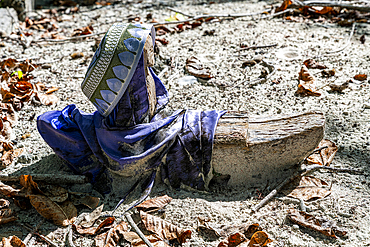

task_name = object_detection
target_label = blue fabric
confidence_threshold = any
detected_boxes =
[37,30,225,191]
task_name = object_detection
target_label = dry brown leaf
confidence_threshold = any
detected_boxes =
[71,52,84,59]
[354,74,367,81]
[306,139,338,166]
[135,195,172,212]
[248,231,272,246]
[94,221,130,247]
[59,201,77,223]
[140,211,191,244]
[0,199,10,209]
[72,26,93,37]
[74,217,115,235]
[0,181,20,197]
[19,175,43,195]
[186,56,213,79]
[0,103,17,126]
[276,0,292,12]
[287,208,346,238]
[329,81,349,92]
[284,176,331,201]
[39,184,68,203]
[0,208,17,225]
[71,195,100,209]
[0,148,23,167]
[321,69,335,77]
[45,87,59,94]
[296,66,321,96]
[123,233,170,247]
[1,235,26,247]
[303,59,326,69]
[36,93,59,106]
[28,194,70,226]
[78,204,104,227]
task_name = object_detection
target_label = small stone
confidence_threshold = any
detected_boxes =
[0,42,5,47]
[292,224,300,230]
[71,52,84,59]
[177,76,197,86]
[41,64,52,69]
[363,103,370,109]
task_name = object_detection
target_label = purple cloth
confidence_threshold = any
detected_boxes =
[37,52,225,191]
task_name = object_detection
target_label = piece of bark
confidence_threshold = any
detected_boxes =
[212,112,325,187]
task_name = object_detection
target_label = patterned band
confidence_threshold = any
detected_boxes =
[81,23,155,117]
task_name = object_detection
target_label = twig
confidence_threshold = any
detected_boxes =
[291,0,370,13]
[0,174,89,184]
[238,43,278,51]
[166,7,194,18]
[23,219,45,244]
[326,22,356,54]
[124,212,154,247]
[18,222,59,247]
[234,60,276,87]
[65,213,88,247]
[35,31,105,43]
[252,158,362,212]
[153,9,274,26]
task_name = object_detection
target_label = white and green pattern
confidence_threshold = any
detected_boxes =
[81,23,155,117]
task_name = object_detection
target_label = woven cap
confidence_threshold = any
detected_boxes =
[81,23,155,117]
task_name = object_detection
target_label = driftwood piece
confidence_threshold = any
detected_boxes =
[0,174,89,184]
[212,112,325,187]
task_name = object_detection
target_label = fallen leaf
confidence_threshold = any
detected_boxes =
[140,211,191,244]
[155,38,169,45]
[186,56,213,79]
[329,81,349,92]
[1,235,26,247]
[72,26,93,37]
[59,201,77,223]
[39,184,68,202]
[354,74,367,81]
[136,195,172,212]
[303,59,326,69]
[45,87,59,94]
[287,208,346,238]
[0,181,20,197]
[71,195,100,209]
[321,69,335,77]
[248,231,273,246]
[74,217,115,235]
[283,176,331,201]
[0,208,17,225]
[121,232,170,247]
[19,175,43,195]
[36,93,59,105]
[165,13,185,22]
[0,199,10,209]
[71,52,84,59]
[360,34,366,44]
[296,66,321,96]
[78,204,104,227]
[306,139,338,166]
[1,149,24,167]
[28,194,70,226]
[94,221,130,247]
[276,0,292,12]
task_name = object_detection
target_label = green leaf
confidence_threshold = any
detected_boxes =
[11,70,23,79]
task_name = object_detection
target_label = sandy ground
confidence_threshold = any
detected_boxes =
[1,0,370,246]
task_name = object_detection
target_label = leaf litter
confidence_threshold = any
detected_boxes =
[1,0,369,246]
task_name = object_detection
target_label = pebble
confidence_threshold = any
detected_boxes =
[363,103,370,109]
[41,63,52,69]
[177,76,197,86]
[292,224,300,230]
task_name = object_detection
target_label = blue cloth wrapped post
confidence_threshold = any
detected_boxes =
[37,23,225,193]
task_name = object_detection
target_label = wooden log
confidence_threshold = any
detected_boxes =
[212,111,325,188]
